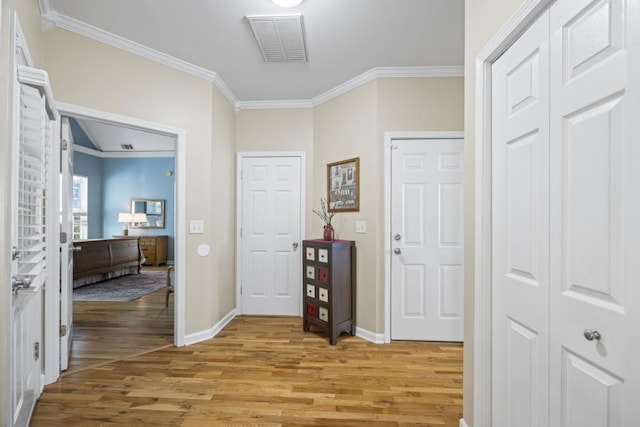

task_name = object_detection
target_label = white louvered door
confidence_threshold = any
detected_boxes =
[11,71,56,426]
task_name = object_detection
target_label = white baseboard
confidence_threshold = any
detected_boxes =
[459,418,470,427]
[355,326,385,344]
[184,309,236,345]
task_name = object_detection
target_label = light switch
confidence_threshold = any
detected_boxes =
[189,220,204,234]
[356,221,366,233]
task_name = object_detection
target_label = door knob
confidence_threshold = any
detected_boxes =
[394,248,401,254]
[292,242,299,250]
[12,276,32,292]
[583,330,601,341]
[11,246,20,260]
[394,234,401,241]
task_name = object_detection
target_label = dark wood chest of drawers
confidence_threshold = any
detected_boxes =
[139,235,168,266]
[302,239,356,345]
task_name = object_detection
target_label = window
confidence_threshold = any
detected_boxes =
[72,175,88,240]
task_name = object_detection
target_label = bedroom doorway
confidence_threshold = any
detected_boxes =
[54,102,186,373]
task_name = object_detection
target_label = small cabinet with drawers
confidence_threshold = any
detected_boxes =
[302,239,356,345]
[139,235,168,266]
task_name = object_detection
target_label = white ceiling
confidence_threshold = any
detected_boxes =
[74,117,176,153]
[43,0,464,103]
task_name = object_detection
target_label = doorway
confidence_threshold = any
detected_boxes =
[54,102,187,372]
[383,132,464,343]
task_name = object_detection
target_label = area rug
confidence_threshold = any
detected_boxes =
[72,270,167,302]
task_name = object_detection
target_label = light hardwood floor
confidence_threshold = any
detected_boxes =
[66,266,174,374]
[32,315,463,426]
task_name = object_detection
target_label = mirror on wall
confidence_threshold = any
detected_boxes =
[131,199,165,229]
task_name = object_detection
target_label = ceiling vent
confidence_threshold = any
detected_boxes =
[246,14,307,62]
[120,144,134,150]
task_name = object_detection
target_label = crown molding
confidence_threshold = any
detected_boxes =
[41,11,463,111]
[311,65,463,107]
[44,12,239,107]
[74,144,174,159]
[237,99,314,110]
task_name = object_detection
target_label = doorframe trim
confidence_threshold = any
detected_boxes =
[54,102,187,348]
[383,131,464,344]
[473,1,551,425]
[235,151,306,315]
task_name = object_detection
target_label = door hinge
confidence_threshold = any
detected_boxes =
[241,169,243,180]
[240,228,243,237]
[240,285,243,296]
[61,139,68,151]
[60,325,67,337]
[33,342,40,361]
[60,232,67,244]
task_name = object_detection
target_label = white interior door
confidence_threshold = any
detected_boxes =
[390,138,464,341]
[59,117,74,371]
[240,155,302,315]
[548,0,640,425]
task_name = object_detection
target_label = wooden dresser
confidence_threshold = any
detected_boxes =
[302,239,356,345]
[139,235,168,266]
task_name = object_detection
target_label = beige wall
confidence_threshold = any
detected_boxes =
[313,82,379,332]
[312,77,464,333]
[42,27,236,335]
[463,0,529,425]
[210,86,238,324]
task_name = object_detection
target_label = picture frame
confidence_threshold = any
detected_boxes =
[327,157,359,212]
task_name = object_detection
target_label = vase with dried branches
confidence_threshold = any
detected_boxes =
[312,197,336,241]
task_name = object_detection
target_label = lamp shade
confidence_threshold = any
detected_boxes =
[133,213,147,223]
[272,0,303,7]
[118,212,133,223]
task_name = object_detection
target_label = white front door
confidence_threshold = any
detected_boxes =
[239,155,302,315]
[390,138,464,341]
[548,0,640,425]
[491,9,551,426]
[59,117,74,371]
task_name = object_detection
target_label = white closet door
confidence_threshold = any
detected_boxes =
[549,0,640,425]
[491,10,550,427]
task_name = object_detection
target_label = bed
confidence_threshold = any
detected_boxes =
[72,237,142,288]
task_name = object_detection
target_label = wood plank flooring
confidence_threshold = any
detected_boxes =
[66,266,174,373]
[32,316,463,426]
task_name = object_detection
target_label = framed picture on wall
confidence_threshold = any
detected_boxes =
[327,157,359,212]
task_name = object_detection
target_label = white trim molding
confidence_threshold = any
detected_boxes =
[355,327,385,344]
[73,144,175,159]
[184,309,237,346]
[473,1,551,426]
[56,102,188,348]
[312,66,464,107]
[236,99,314,110]
[383,131,464,344]
[459,418,470,427]
[42,12,239,107]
